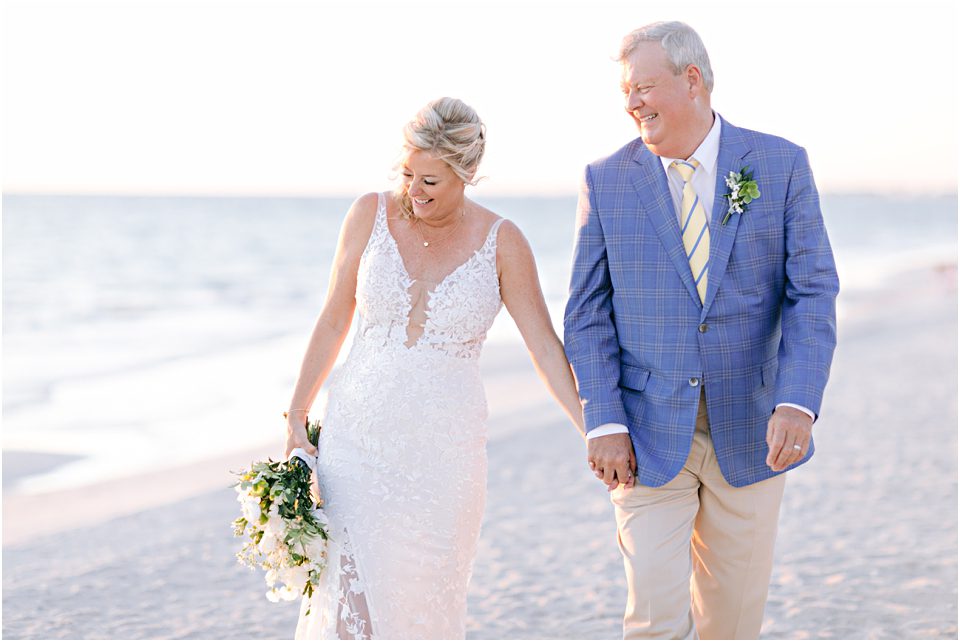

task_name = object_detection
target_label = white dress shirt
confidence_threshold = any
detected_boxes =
[586,114,813,441]
[660,113,722,225]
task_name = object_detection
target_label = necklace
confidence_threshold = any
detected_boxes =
[413,207,466,248]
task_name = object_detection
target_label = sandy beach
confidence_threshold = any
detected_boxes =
[3,263,957,639]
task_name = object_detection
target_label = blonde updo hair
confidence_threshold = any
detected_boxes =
[395,97,486,219]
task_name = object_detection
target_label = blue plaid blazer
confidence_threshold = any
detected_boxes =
[563,118,839,488]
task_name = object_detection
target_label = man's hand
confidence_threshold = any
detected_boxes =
[587,433,637,491]
[766,406,813,472]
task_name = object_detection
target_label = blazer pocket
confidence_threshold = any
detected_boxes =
[761,358,779,386]
[620,364,651,392]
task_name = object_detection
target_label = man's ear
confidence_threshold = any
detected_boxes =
[686,64,704,95]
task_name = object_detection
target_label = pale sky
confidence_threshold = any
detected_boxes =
[2,0,957,196]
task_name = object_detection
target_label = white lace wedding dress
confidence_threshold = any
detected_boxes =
[295,193,505,639]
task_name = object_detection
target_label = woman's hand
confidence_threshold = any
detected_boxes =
[284,411,319,459]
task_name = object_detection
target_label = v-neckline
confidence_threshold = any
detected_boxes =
[383,212,495,295]
[383,216,495,350]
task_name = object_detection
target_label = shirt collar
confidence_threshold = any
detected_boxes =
[658,112,722,176]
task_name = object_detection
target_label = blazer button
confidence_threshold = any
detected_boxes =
[689,377,699,386]
[698,323,709,333]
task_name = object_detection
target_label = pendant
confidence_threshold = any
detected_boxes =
[423,241,429,247]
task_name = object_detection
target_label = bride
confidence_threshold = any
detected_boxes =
[284,97,583,639]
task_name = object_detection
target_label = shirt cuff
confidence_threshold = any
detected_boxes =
[776,402,815,421]
[586,423,630,440]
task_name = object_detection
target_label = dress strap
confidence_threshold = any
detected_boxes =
[368,191,388,240]
[484,218,506,249]
[376,192,387,225]
[359,193,390,262]
[479,218,506,276]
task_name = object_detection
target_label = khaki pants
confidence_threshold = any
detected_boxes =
[611,392,786,640]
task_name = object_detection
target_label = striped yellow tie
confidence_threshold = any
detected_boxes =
[672,159,709,303]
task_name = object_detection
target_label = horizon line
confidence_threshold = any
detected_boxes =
[4,189,958,200]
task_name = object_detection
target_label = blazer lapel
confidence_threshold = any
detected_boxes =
[630,145,701,306]
[702,119,751,316]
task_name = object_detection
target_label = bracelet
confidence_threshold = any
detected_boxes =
[283,408,310,419]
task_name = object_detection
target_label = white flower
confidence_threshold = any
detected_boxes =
[281,563,310,591]
[265,588,281,603]
[258,530,281,556]
[263,504,286,538]
[722,168,759,223]
[239,493,262,523]
[306,535,328,560]
[278,584,301,601]
[265,568,279,587]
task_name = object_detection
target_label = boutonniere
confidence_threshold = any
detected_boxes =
[721,166,760,225]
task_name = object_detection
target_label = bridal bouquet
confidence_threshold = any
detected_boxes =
[233,418,329,604]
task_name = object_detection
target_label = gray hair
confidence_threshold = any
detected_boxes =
[618,21,714,93]
[394,97,486,219]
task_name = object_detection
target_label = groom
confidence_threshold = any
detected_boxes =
[563,22,838,639]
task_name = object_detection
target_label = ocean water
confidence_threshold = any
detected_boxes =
[2,193,957,491]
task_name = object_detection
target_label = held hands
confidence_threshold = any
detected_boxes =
[766,406,812,472]
[284,411,319,459]
[587,433,637,492]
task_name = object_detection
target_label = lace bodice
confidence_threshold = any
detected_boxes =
[354,193,504,360]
